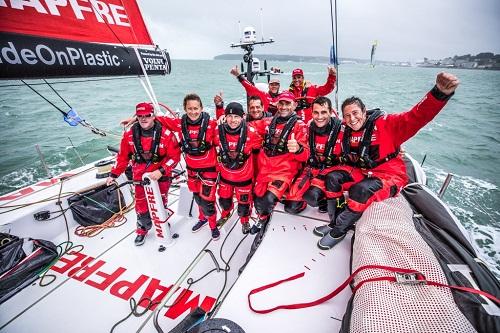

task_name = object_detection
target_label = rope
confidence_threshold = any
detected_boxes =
[110,297,159,333]
[74,189,135,238]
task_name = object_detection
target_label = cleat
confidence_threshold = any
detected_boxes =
[211,228,220,240]
[241,222,251,234]
[192,219,208,232]
[317,232,346,250]
[313,224,333,237]
[134,234,146,246]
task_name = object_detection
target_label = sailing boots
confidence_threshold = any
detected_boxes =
[192,219,208,232]
[241,222,251,234]
[313,224,333,237]
[317,231,346,250]
[250,216,269,235]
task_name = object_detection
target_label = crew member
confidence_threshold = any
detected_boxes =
[214,102,263,234]
[284,97,363,221]
[250,91,309,234]
[318,72,460,250]
[289,66,336,123]
[156,94,221,240]
[230,66,281,114]
[107,102,180,246]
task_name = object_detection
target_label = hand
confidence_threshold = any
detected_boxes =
[304,80,312,88]
[327,66,337,77]
[230,66,240,77]
[106,176,116,186]
[217,115,226,125]
[120,116,137,127]
[436,72,459,95]
[287,133,300,153]
[214,91,224,106]
[148,169,163,181]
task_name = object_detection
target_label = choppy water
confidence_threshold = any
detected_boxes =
[0,60,499,276]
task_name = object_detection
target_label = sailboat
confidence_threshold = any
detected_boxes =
[1,2,499,333]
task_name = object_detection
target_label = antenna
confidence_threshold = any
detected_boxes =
[260,8,264,42]
[238,20,242,42]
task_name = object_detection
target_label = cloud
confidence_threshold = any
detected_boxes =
[139,0,500,61]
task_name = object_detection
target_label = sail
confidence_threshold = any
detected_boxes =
[0,0,170,79]
[370,40,378,67]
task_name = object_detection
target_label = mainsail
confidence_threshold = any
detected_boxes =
[0,0,170,79]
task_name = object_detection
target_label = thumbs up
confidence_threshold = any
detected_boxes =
[287,132,300,153]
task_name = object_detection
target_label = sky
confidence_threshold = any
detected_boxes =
[139,0,500,62]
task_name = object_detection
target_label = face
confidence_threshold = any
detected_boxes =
[248,99,264,120]
[226,114,243,129]
[311,103,332,128]
[277,99,296,118]
[342,103,367,131]
[268,82,280,94]
[137,113,155,130]
[185,99,203,121]
[292,75,304,88]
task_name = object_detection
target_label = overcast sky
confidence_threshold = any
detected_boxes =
[139,0,500,62]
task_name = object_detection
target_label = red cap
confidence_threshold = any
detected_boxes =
[292,68,303,77]
[277,91,295,102]
[135,102,154,116]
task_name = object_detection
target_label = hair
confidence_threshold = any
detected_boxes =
[247,95,263,106]
[312,96,332,110]
[341,96,365,114]
[183,93,203,109]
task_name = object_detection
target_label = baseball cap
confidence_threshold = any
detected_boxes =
[292,68,304,77]
[269,77,280,84]
[277,91,295,103]
[135,102,154,116]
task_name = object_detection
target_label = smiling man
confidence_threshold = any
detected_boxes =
[285,97,363,227]
[317,72,460,250]
[250,91,309,234]
[107,102,180,246]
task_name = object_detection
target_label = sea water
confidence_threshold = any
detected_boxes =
[0,60,498,276]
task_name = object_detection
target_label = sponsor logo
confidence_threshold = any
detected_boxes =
[145,186,164,239]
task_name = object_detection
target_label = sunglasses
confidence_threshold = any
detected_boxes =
[137,113,153,118]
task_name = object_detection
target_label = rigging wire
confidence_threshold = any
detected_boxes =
[329,0,339,112]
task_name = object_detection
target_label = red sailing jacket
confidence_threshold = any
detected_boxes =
[289,73,336,123]
[111,122,180,181]
[252,116,309,182]
[157,115,217,171]
[343,91,450,180]
[308,120,344,175]
[214,123,263,183]
[238,77,280,114]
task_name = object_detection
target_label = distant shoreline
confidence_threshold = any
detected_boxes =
[213,53,500,71]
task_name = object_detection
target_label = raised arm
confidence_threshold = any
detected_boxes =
[387,72,459,146]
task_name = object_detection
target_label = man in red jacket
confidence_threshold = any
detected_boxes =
[318,72,460,250]
[107,102,181,246]
[230,66,281,114]
[284,97,363,220]
[155,94,221,240]
[251,91,309,234]
[214,102,263,234]
[289,66,337,123]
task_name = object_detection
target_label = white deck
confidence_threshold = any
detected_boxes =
[216,206,353,333]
